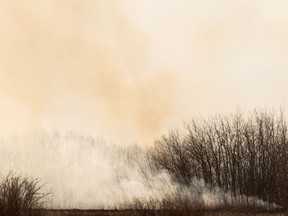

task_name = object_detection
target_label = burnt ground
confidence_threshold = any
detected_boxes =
[41,209,288,216]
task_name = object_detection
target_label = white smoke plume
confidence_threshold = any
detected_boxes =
[0,131,278,209]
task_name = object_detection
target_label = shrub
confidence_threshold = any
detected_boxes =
[0,173,49,216]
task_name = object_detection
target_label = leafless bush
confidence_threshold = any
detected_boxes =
[0,173,50,216]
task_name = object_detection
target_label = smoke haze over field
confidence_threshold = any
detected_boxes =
[1,1,288,209]
[0,131,277,209]
[1,0,288,145]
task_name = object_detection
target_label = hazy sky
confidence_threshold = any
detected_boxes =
[0,0,288,145]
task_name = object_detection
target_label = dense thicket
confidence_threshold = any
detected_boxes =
[149,110,288,208]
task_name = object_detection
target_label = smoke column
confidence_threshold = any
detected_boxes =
[0,0,175,146]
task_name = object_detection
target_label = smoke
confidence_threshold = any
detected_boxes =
[1,0,288,145]
[0,0,175,145]
[0,131,168,208]
[0,131,278,209]
[0,0,287,210]
[0,131,169,208]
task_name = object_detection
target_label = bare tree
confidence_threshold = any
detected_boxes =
[148,109,288,209]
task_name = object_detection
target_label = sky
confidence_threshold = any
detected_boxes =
[0,0,288,145]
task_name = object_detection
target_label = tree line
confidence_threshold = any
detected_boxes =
[148,109,288,208]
